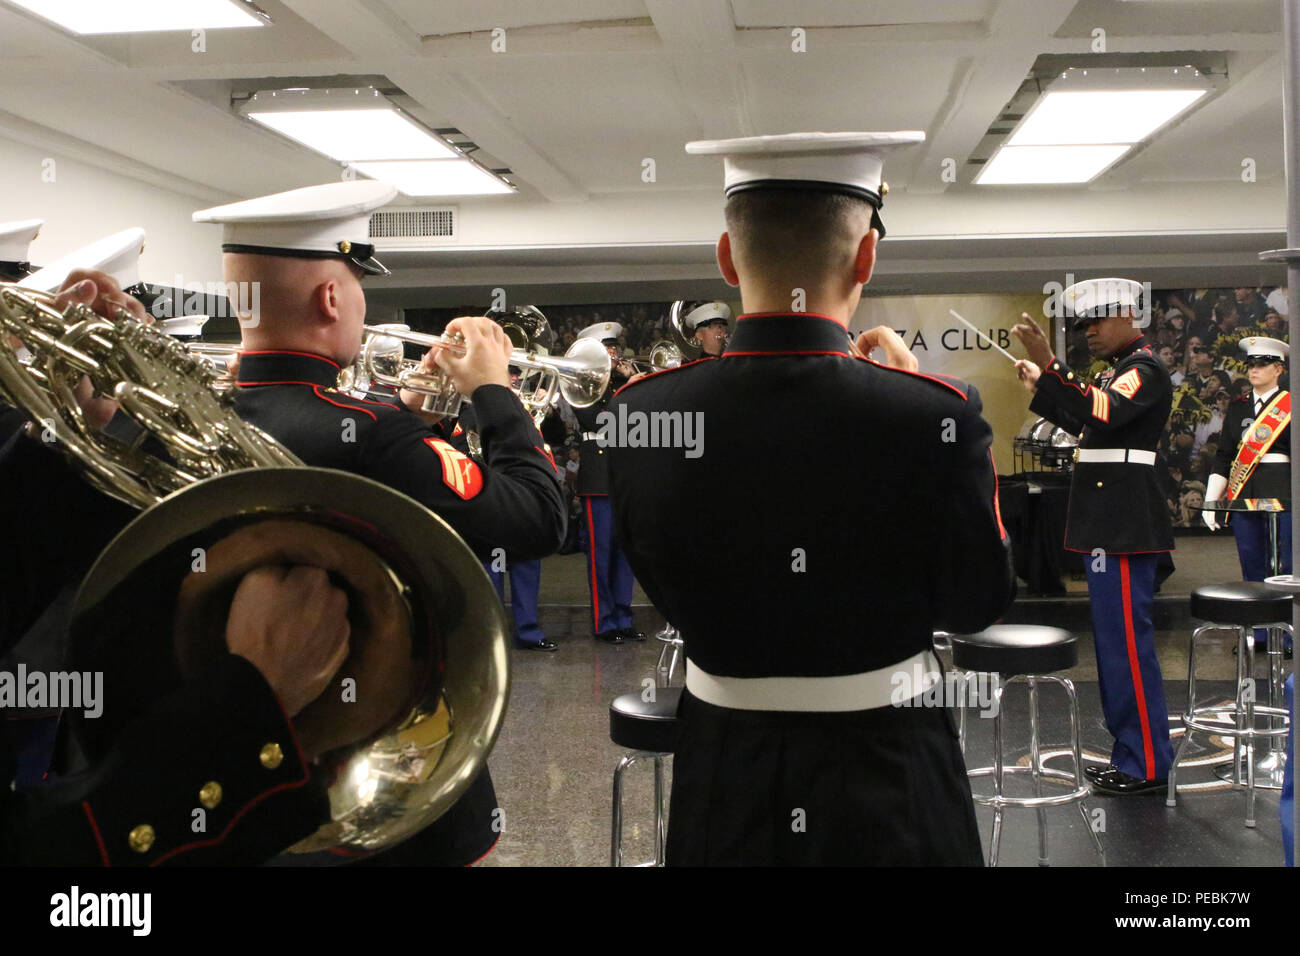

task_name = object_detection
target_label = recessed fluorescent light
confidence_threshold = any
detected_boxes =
[1008,89,1207,146]
[973,145,1130,185]
[349,160,516,197]
[246,109,457,162]
[7,0,268,34]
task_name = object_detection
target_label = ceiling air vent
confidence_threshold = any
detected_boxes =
[368,206,458,248]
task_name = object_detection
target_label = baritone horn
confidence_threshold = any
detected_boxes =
[354,318,611,425]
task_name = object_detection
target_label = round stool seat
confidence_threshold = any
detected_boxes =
[610,687,682,753]
[950,625,1076,676]
[1191,582,1292,627]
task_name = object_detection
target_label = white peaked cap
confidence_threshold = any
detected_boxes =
[1239,336,1289,361]
[0,219,42,264]
[684,131,925,237]
[684,301,732,332]
[1062,277,1144,323]
[193,180,398,276]
[157,315,211,336]
[19,227,146,293]
[577,321,624,342]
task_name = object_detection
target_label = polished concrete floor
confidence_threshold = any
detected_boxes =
[477,539,1293,867]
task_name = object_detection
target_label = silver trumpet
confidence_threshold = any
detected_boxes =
[351,320,611,426]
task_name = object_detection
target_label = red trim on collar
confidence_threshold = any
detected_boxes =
[612,356,717,396]
[724,349,850,358]
[736,311,848,326]
[239,349,341,369]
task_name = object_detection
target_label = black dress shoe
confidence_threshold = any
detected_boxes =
[594,630,625,644]
[1090,768,1167,796]
[619,628,647,642]
[515,638,558,652]
[1083,763,1113,782]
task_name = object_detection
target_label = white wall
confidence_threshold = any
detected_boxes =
[0,136,222,284]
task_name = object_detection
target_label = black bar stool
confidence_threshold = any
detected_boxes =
[951,625,1105,867]
[1168,583,1292,828]
[609,686,681,866]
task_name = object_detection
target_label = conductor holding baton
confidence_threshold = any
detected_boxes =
[1012,278,1175,796]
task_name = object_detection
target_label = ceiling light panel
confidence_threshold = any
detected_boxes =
[7,0,267,34]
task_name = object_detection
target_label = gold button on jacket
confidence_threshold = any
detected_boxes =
[259,742,284,769]
[199,781,223,809]
[129,824,155,854]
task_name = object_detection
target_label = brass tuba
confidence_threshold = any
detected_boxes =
[0,281,509,854]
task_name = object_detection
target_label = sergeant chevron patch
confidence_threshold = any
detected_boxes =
[1111,368,1142,400]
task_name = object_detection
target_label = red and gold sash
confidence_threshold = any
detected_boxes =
[1226,391,1291,501]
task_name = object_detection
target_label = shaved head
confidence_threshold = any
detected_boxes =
[222,252,367,364]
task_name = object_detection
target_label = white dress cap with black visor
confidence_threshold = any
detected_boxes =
[1061,277,1144,330]
[1240,336,1289,365]
[193,180,398,277]
[0,219,43,280]
[577,321,625,344]
[683,301,732,333]
[19,227,146,294]
[684,131,926,238]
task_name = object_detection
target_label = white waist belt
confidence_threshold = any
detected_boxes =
[1075,448,1156,465]
[581,431,601,442]
[1261,453,1290,463]
[685,650,940,712]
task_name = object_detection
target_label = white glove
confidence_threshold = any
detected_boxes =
[1203,473,1228,531]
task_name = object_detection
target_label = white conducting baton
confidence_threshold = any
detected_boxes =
[948,309,1019,365]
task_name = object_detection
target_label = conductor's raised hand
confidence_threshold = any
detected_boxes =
[1010,313,1054,368]
[1014,360,1041,393]
[435,316,512,396]
[856,326,918,372]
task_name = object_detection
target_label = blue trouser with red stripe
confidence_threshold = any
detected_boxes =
[582,495,634,635]
[1084,552,1175,780]
[1232,511,1294,648]
[485,558,546,645]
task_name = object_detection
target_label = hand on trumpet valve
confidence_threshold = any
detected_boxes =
[434,316,512,396]
[224,565,352,719]
[399,346,446,422]
[854,325,918,372]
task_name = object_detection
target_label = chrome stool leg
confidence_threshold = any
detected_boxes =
[988,682,1006,868]
[1059,677,1105,865]
[653,754,666,867]
[1028,677,1049,866]
[1243,634,1257,828]
[1168,623,1214,807]
[611,753,637,867]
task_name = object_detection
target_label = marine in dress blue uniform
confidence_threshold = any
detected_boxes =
[609,131,1015,864]
[572,322,642,645]
[456,401,558,652]
[1204,336,1293,651]
[1014,278,1176,795]
[191,182,566,865]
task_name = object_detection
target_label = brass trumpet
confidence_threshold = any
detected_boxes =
[620,339,683,375]
[351,322,611,425]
